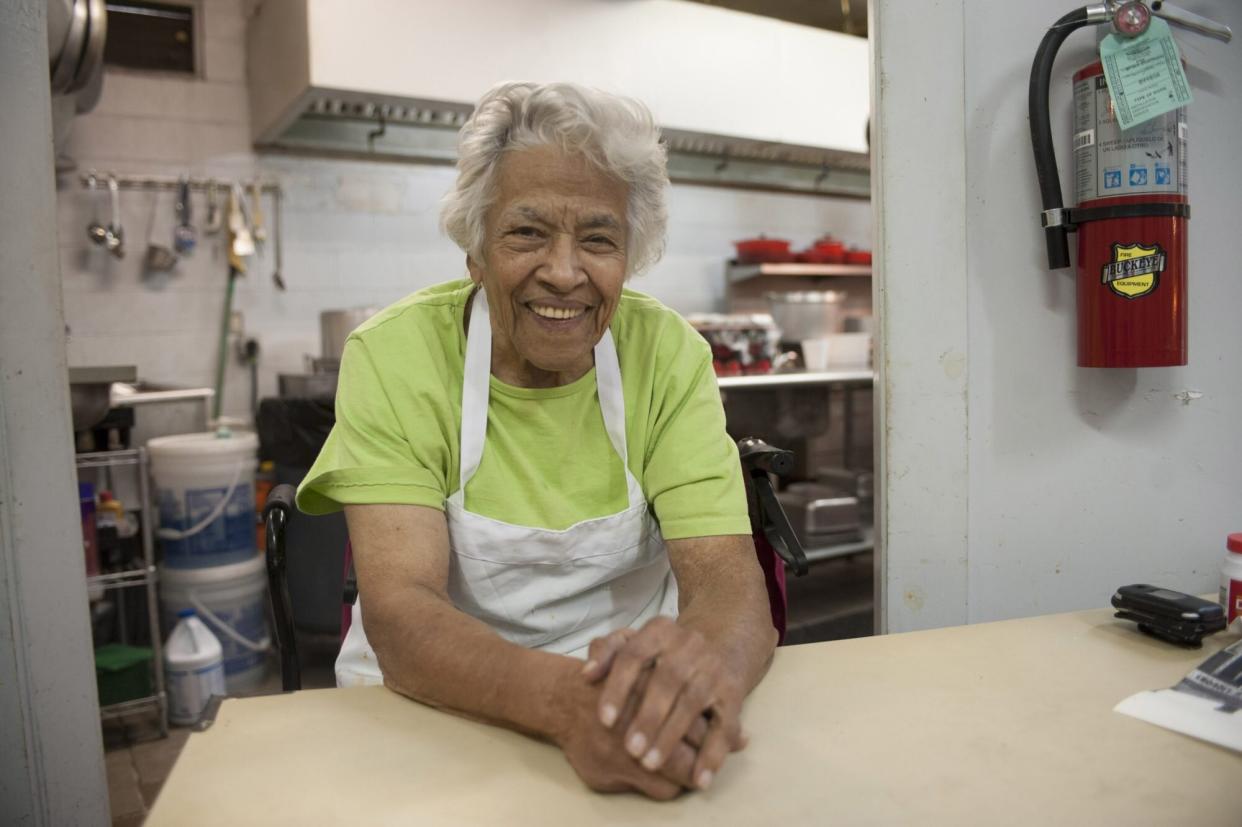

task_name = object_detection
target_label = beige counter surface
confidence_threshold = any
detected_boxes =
[148,603,1241,825]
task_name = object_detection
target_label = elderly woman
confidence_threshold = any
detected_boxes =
[297,81,776,799]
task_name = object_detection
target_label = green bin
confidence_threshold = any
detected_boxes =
[95,644,153,707]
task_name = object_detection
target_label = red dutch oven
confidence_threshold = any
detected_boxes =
[734,236,794,264]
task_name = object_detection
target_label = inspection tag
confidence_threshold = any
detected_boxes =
[1099,17,1192,131]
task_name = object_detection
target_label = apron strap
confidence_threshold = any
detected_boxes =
[456,287,493,494]
[454,288,643,509]
[593,330,628,468]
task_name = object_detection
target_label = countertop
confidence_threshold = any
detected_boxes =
[148,603,1241,825]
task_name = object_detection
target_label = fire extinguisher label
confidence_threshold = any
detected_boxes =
[1101,243,1165,299]
[1073,75,1187,204]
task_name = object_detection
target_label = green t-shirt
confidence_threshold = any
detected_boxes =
[296,279,749,540]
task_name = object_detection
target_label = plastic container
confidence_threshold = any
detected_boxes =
[1221,533,1242,631]
[165,609,227,726]
[801,338,832,371]
[825,332,873,366]
[95,644,153,707]
[159,554,270,693]
[149,430,259,568]
[80,481,99,578]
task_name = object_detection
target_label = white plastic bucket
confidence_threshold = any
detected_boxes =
[164,609,227,726]
[159,554,270,694]
[150,431,258,569]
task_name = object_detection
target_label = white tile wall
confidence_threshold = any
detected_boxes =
[56,0,872,435]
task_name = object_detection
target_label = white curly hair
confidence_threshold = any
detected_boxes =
[440,81,669,277]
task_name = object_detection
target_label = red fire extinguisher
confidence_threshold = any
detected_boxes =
[1028,1,1232,368]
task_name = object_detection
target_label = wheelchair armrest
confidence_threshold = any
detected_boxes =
[263,483,301,691]
[263,483,296,522]
[738,437,809,577]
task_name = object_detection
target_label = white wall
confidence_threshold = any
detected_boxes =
[58,0,871,436]
[874,0,1242,631]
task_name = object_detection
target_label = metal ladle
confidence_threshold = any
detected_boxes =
[271,186,286,290]
[173,176,197,254]
[143,190,179,275]
[204,179,223,235]
[104,173,124,258]
[249,180,267,250]
[86,174,108,246]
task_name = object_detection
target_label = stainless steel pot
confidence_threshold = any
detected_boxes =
[765,290,844,343]
[320,308,378,360]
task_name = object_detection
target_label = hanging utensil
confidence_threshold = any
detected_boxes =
[249,180,267,250]
[143,190,179,276]
[204,179,223,235]
[86,173,108,246]
[228,184,255,261]
[271,185,286,290]
[173,176,197,254]
[104,173,124,258]
[215,186,252,421]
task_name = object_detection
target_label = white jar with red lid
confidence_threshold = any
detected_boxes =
[1222,533,1242,631]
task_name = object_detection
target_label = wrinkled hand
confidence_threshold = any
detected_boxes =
[582,618,747,792]
[555,655,710,800]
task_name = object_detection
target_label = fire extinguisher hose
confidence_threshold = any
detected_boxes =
[1029,7,1093,270]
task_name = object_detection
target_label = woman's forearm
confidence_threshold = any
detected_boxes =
[345,503,585,741]
[677,590,777,697]
[669,535,779,696]
[363,584,581,741]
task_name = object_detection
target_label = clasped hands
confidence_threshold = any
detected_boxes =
[554,616,747,800]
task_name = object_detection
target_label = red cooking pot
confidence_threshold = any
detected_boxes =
[803,238,846,264]
[734,237,794,264]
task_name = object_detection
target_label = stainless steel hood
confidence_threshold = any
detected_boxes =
[246,0,870,197]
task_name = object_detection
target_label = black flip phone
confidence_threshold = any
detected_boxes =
[1111,584,1226,647]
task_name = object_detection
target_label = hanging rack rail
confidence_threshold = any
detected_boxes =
[77,171,282,195]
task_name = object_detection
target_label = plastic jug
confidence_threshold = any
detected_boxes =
[165,608,227,726]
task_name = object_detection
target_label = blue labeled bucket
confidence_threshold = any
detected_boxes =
[159,554,270,693]
[149,431,258,568]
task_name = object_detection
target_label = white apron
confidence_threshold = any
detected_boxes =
[335,289,678,687]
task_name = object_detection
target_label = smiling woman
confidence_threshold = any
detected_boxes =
[296,82,777,801]
[469,145,630,388]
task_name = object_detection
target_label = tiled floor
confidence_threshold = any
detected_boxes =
[105,724,190,827]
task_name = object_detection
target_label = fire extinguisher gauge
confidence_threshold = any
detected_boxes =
[1113,1,1151,37]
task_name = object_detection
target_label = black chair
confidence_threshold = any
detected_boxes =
[262,437,806,691]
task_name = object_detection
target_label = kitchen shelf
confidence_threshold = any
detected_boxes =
[99,694,166,721]
[77,447,168,737]
[728,262,872,283]
[803,529,874,564]
[87,566,157,590]
[717,368,873,389]
[76,449,145,470]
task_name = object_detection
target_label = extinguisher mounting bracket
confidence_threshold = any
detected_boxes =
[1042,202,1191,232]
[1040,208,1068,229]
